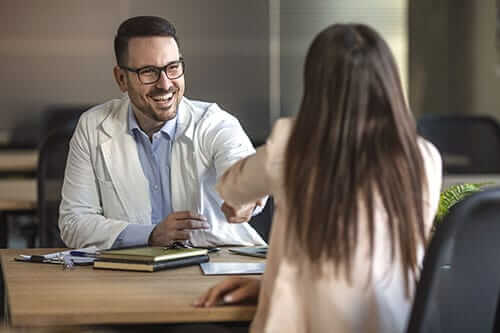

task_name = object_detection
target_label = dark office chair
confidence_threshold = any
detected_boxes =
[248,197,274,243]
[6,106,88,248]
[40,105,89,138]
[407,188,500,333]
[37,130,72,248]
[417,115,500,174]
[6,105,88,150]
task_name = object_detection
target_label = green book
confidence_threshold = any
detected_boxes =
[94,254,209,272]
[97,247,208,263]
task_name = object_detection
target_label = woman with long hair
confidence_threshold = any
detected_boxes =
[195,23,442,333]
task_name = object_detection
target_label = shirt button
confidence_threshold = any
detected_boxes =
[153,185,159,191]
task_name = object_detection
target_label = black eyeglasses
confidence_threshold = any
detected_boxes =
[120,58,185,85]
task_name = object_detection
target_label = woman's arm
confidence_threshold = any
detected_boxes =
[216,118,294,208]
[217,145,271,208]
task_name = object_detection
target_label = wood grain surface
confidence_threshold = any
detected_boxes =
[1,248,264,327]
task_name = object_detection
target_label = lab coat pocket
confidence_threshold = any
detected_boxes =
[96,177,126,220]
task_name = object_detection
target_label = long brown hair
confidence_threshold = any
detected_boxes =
[285,24,427,296]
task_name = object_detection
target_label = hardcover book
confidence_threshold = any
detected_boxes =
[94,254,209,272]
[97,246,208,263]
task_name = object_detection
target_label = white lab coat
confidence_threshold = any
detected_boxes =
[59,94,266,249]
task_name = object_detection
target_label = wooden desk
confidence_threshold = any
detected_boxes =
[0,179,37,204]
[1,248,263,327]
[0,150,38,173]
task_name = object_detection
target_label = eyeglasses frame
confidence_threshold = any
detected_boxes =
[119,58,185,85]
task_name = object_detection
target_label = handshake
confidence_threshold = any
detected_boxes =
[220,199,264,224]
[148,198,265,247]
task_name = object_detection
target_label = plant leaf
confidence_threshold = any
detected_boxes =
[432,182,493,232]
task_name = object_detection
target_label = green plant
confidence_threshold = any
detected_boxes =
[432,182,491,232]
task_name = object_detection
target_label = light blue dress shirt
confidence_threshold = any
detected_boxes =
[111,106,177,248]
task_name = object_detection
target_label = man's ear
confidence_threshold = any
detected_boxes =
[113,66,128,92]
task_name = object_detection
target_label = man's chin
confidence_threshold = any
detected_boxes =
[151,97,180,121]
[154,108,177,122]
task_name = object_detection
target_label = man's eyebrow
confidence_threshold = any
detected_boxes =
[135,58,183,69]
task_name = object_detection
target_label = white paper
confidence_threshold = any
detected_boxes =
[200,262,265,275]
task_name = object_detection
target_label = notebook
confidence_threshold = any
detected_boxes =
[97,246,208,263]
[94,254,209,272]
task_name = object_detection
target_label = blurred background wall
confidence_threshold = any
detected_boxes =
[279,0,408,117]
[0,0,270,145]
[410,0,500,118]
[0,0,498,145]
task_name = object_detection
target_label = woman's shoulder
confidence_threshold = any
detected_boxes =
[417,137,442,171]
[259,117,295,188]
[267,117,295,149]
[417,137,443,205]
[271,117,295,135]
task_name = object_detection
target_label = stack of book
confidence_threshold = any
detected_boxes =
[94,247,209,272]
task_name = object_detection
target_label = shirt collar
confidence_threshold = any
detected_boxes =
[128,105,177,140]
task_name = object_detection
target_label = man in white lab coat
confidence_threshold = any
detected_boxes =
[59,16,265,250]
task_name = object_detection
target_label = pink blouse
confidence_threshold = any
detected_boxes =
[217,118,443,333]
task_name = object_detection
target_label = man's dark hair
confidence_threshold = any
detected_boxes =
[114,16,179,66]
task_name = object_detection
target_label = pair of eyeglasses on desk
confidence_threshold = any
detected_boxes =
[164,241,220,253]
[62,254,74,271]
[162,241,191,250]
[41,253,75,271]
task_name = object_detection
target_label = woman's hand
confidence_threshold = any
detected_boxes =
[193,277,261,307]
[220,198,265,223]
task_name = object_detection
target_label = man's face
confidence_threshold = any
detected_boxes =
[116,36,185,123]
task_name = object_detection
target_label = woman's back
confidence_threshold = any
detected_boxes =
[250,118,442,333]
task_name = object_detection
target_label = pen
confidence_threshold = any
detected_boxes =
[70,251,97,258]
[30,255,47,262]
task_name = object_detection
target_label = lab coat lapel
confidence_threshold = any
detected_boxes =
[100,98,150,219]
[171,99,197,212]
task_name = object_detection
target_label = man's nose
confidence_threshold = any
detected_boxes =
[156,69,173,89]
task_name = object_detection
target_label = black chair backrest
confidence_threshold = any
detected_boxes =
[6,106,88,150]
[40,106,89,138]
[248,197,273,243]
[37,130,73,248]
[417,115,500,174]
[407,188,500,333]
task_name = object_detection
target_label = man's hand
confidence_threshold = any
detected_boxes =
[193,277,260,307]
[221,199,264,223]
[148,211,209,246]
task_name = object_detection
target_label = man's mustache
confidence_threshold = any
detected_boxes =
[150,87,177,96]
